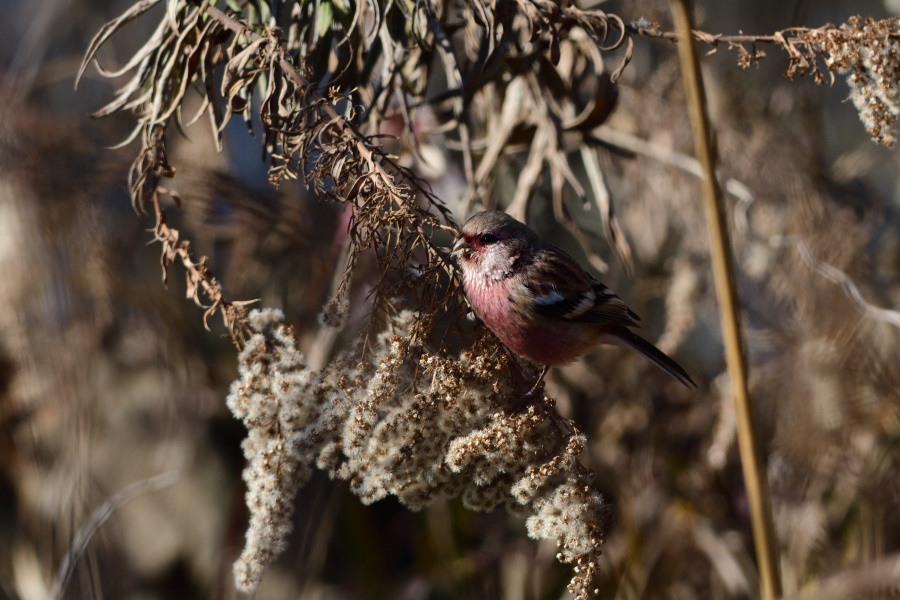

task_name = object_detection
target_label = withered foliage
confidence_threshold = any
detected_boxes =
[78,0,641,344]
[79,0,638,595]
[77,2,900,349]
[75,0,900,597]
[695,16,900,146]
[631,16,900,146]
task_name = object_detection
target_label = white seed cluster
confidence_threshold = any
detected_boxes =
[226,308,359,591]
[227,308,607,598]
[807,17,900,146]
[317,293,350,328]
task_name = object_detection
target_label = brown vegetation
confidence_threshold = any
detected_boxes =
[2,0,900,599]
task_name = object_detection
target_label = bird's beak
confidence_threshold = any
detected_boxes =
[451,236,472,257]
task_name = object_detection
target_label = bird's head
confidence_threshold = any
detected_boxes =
[452,210,537,280]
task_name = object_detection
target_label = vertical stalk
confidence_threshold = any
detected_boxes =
[667,2,782,599]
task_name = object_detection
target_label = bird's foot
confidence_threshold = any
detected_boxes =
[508,365,551,411]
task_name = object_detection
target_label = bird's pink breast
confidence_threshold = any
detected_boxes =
[463,275,598,366]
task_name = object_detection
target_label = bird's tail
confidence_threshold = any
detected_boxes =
[605,329,697,389]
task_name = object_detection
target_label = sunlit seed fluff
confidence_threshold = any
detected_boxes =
[226,308,606,598]
[806,17,900,146]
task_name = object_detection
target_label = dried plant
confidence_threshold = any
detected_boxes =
[800,17,900,146]
[630,15,900,147]
[77,1,636,594]
[72,0,900,597]
[228,308,607,595]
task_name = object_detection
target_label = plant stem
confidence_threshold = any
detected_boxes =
[668,1,783,599]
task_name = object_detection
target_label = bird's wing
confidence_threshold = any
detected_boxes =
[525,247,640,327]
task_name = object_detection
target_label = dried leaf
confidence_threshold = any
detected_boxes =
[580,145,632,276]
[76,0,163,89]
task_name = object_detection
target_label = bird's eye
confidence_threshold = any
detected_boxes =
[480,233,498,245]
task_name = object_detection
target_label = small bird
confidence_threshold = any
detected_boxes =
[452,210,695,392]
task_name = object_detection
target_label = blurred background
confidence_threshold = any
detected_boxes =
[2,0,900,598]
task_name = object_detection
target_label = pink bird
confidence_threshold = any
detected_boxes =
[452,210,695,393]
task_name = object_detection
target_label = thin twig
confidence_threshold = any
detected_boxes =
[668,2,782,600]
[50,471,180,600]
[627,22,900,46]
[150,190,257,344]
[629,25,800,46]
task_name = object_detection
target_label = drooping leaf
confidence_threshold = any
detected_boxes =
[76,0,164,89]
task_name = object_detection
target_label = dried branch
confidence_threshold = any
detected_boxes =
[629,16,900,145]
